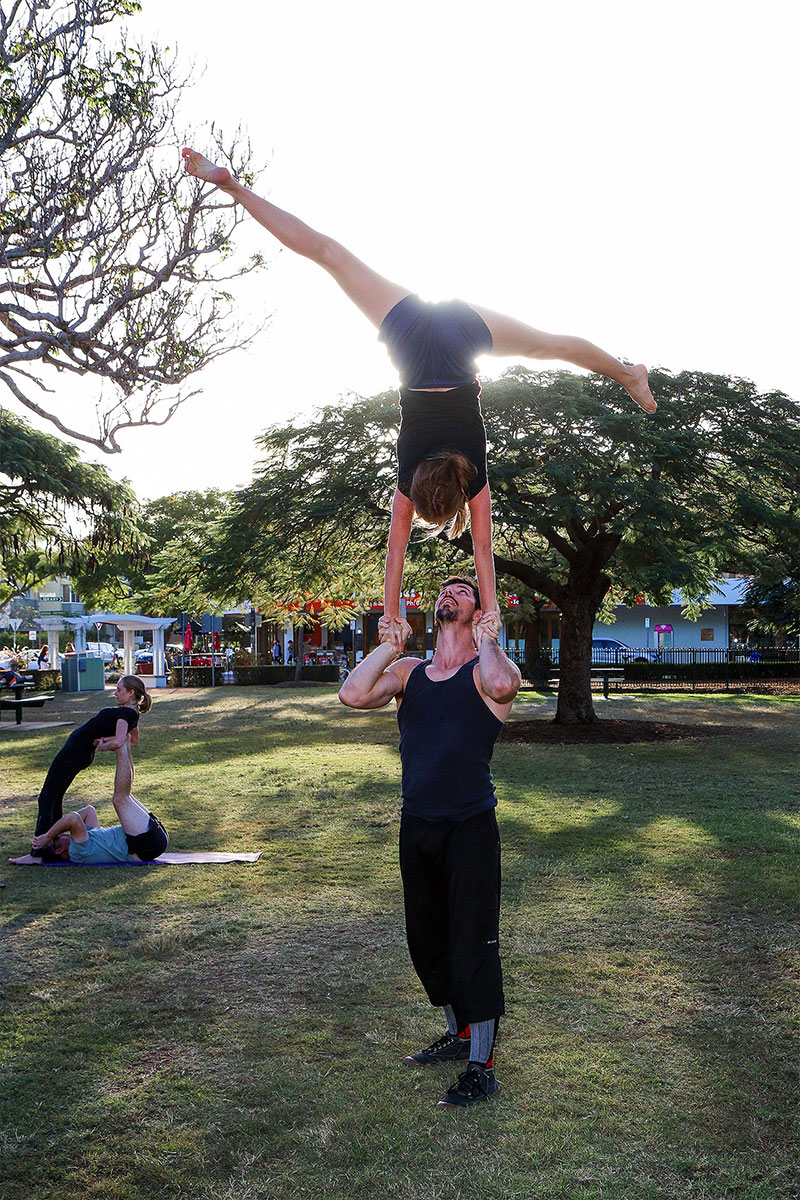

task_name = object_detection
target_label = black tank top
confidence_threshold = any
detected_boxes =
[64,707,138,755]
[396,383,488,501]
[397,658,503,821]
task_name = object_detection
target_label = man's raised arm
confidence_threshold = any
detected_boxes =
[475,615,521,705]
[338,638,410,710]
[31,810,89,850]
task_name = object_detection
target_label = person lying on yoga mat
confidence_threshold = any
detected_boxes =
[28,675,151,862]
[182,148,657,646]
[10,742,168,865]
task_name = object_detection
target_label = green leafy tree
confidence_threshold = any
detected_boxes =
[473,368,800,720]
[1,0,262,453]
[0,408,141,603]
[68,487,237,614]
[741,530,800,642]
[203,369,800,722]
[132,489,234,616]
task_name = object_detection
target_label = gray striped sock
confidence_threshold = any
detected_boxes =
[442,1004,459,1036]
[468,1019,495,1066]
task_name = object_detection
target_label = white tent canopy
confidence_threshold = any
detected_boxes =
[88,614,175,687]
[34,613,175,687]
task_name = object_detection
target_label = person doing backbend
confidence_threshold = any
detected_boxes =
[182,149,657,642]
[27,676,151,861]
[10,741,168,866]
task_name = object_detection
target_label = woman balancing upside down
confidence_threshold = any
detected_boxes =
[182,149,657,647]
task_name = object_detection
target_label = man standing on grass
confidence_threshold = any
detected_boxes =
[339,576,520,1109]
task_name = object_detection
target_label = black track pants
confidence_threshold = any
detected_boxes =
[34,746,93,837]
[399,808,504,1032]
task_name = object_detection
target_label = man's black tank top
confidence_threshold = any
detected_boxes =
[397,657,503,821]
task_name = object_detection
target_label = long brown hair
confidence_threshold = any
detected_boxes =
[410,453,476,538]
[121,675,152,714]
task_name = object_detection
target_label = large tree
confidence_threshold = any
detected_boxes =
[1,0,261,453]
[59,487,235,612]
[0,407,141,603]
[741,526,800,641]
[203,368,800,723]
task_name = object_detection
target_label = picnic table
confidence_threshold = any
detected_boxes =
[0,680,55,725]
[548,667,625,700]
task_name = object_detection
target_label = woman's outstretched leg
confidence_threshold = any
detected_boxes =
[471,304,657,414]
[182,149,408,328]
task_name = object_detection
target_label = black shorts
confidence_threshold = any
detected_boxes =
[378,295,493,389]
[125,813,169,861]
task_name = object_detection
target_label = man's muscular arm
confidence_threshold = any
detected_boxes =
[31,811,88,850]
[477,627,521,705]
[339,635,412,710]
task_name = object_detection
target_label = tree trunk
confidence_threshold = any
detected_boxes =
[554,590,601,724]
[293,612,305,683]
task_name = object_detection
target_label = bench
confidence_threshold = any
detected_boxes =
[0,683,55,725]
[548,667,625,699]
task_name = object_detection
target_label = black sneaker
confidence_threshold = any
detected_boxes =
[437,1064,499,1109]
[402,1030,471,1067]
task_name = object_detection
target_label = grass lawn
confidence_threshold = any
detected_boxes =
[1,686,799,1200]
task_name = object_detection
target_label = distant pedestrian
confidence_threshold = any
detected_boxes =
[271,639,282,664]
[0,648,26,687]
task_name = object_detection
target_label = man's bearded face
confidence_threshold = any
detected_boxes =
[434,582,477,627]
[435,594,459,624]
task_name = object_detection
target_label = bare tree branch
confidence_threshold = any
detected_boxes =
[0,0,265,452]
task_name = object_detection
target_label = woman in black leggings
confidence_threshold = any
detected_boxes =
[30,675,152,860]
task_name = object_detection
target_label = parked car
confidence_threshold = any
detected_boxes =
[591,637,660,663]
[86,641,120,666]
[134,647,153,675]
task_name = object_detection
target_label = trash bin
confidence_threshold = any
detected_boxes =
[61,653,105,692]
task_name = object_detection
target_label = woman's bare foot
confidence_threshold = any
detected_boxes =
[8,853,42,865]
[181,148,234,189]
[624,364,657,414]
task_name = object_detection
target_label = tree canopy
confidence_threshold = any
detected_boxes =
[202,367,800,722]
[0,407,141,603]
[1,0,262,453]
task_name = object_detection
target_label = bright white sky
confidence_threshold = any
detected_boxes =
[72,1,800,498]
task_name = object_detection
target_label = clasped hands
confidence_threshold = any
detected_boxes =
[473,609,501,650]
[378,610,502,655]
[377,614,412,654]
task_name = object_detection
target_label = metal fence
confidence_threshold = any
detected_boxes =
[509,647,800,693]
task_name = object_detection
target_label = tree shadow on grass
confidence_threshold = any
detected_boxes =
[3,693,800,1197]
[1,893,432,1200]
[494,734,800,1189]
